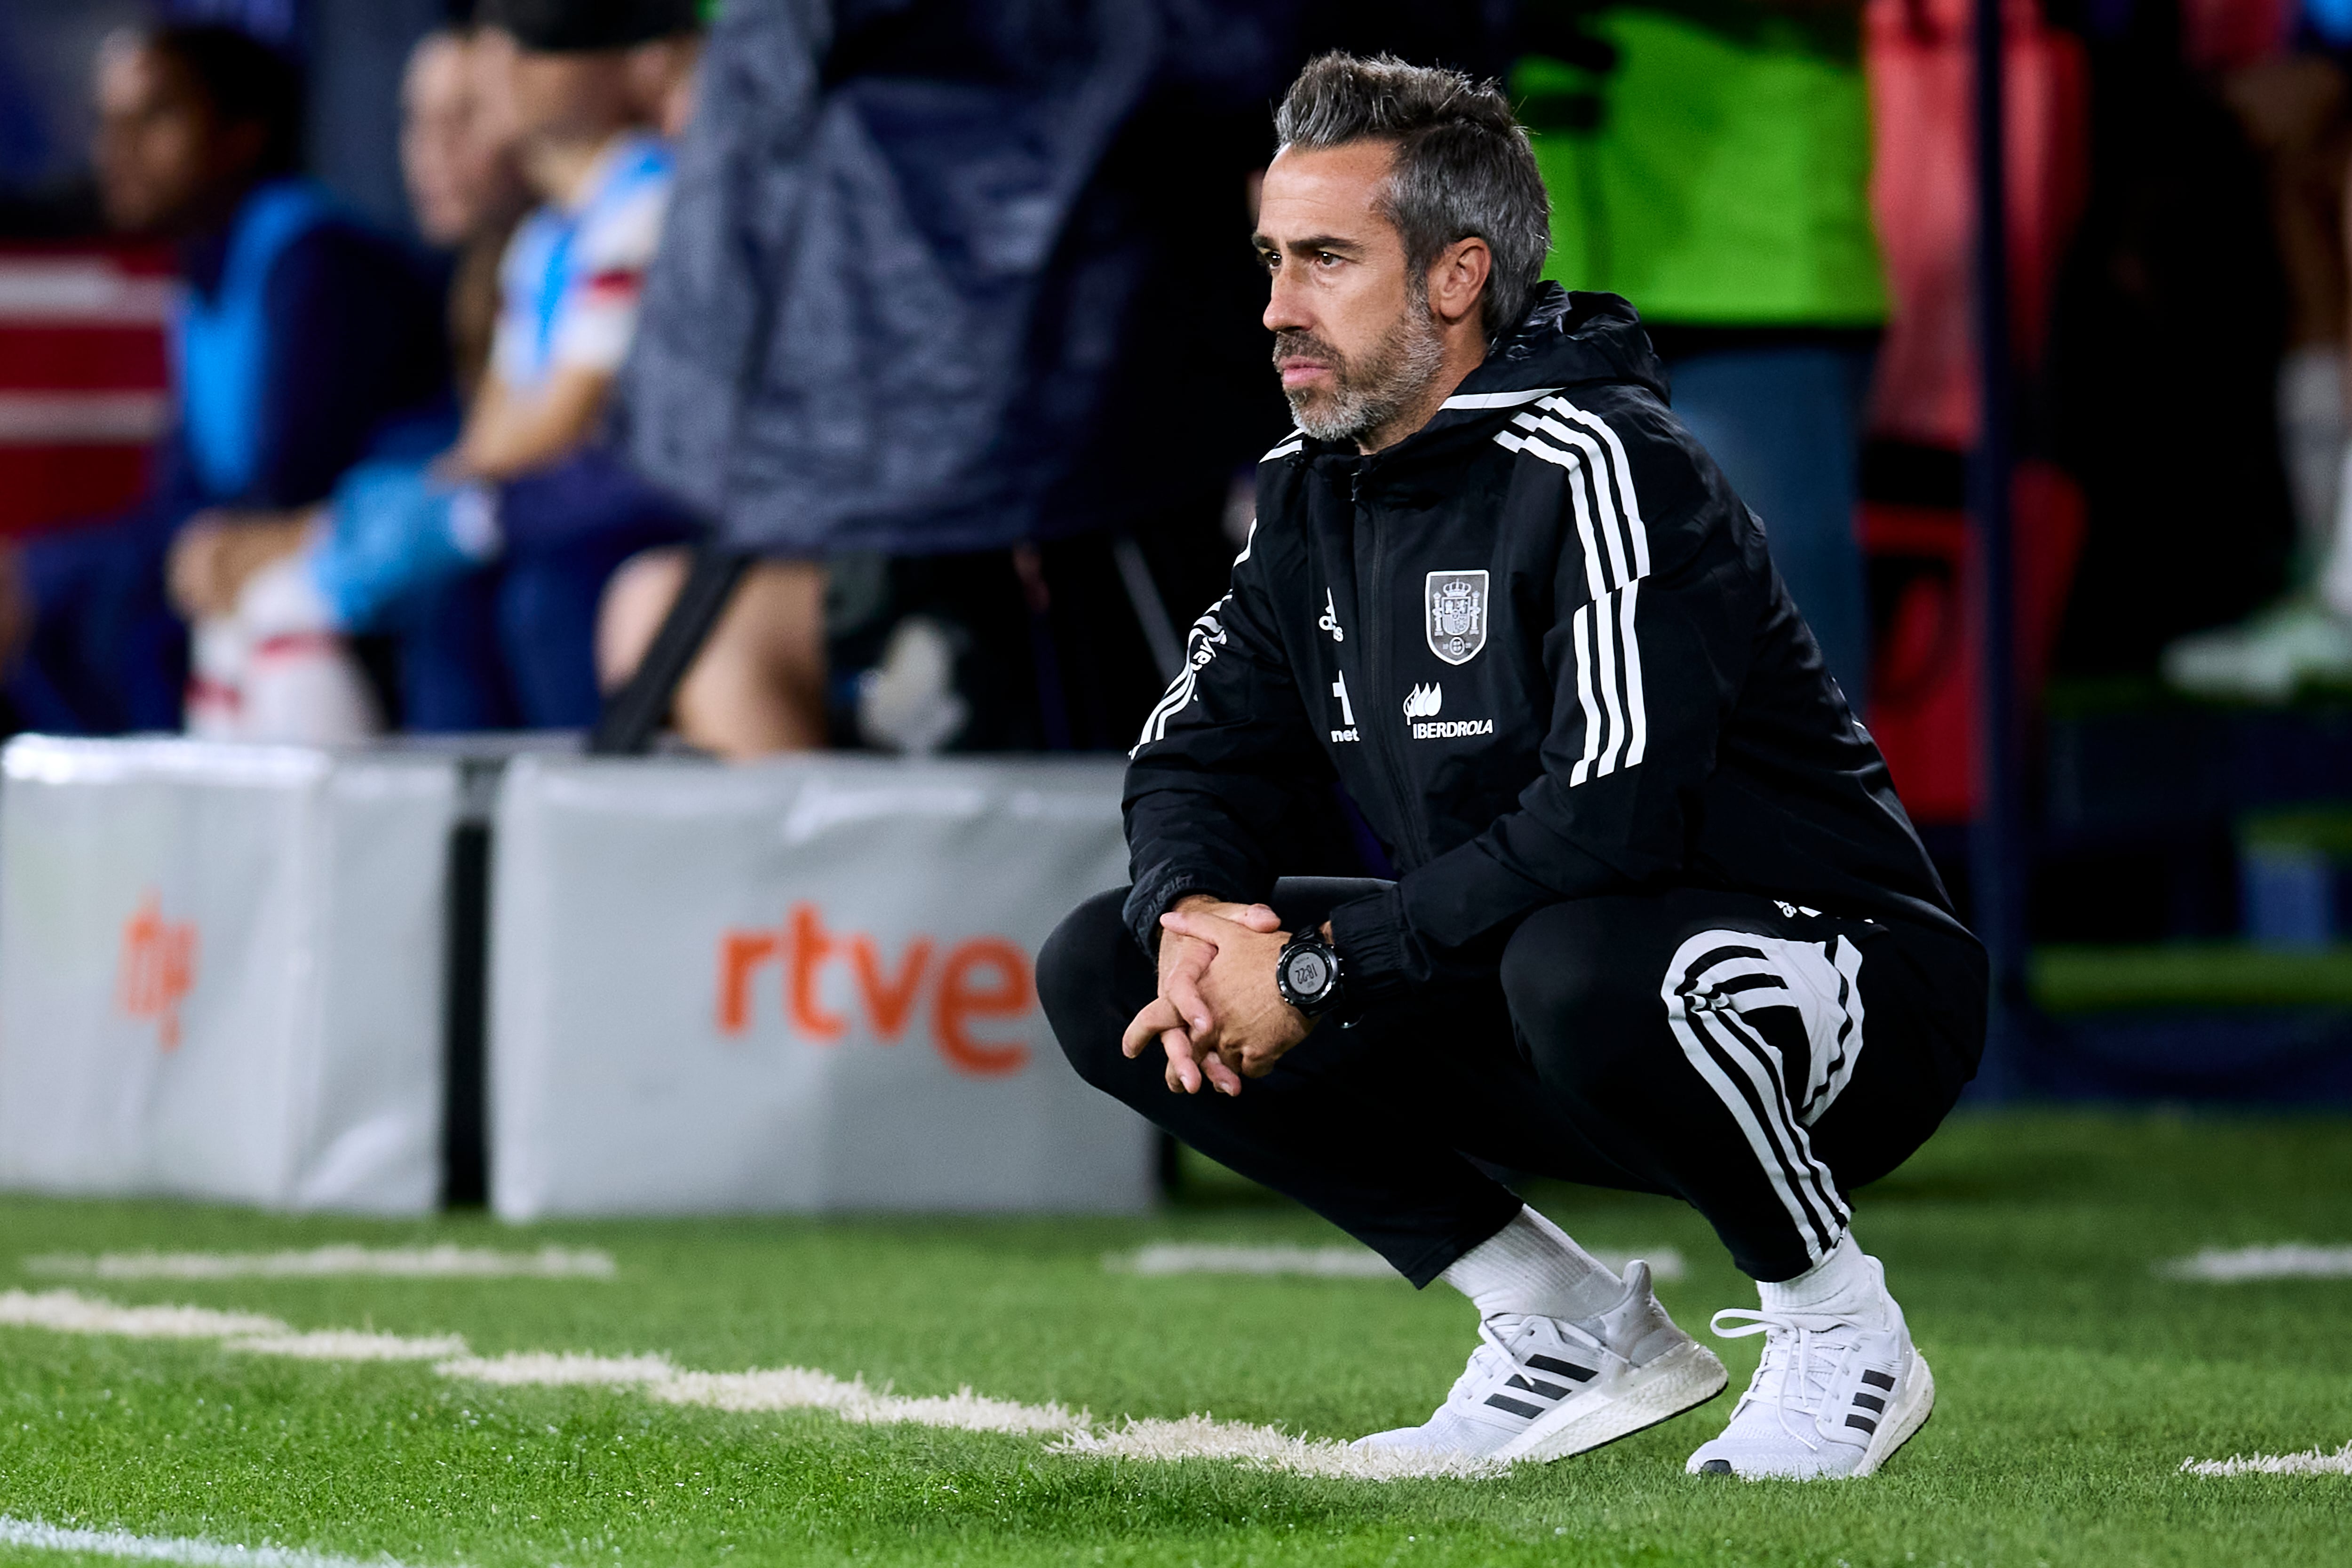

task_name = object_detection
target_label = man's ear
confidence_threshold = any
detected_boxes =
[1429,237,1493,328]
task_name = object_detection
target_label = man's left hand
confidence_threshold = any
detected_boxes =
[1156,907,1316,1086]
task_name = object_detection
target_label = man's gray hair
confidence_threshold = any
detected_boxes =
[1272,53,1551,340]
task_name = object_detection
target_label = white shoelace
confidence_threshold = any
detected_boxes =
[1708,1308,1862,1452]
[1443,1319,1518,1408]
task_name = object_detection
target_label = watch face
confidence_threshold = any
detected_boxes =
[1283,947,1331,998]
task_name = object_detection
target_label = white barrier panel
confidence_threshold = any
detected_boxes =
[0,737,455,1212]
[490,755,1148,1218]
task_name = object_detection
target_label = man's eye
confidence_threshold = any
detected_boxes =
[1315,252,1343,269]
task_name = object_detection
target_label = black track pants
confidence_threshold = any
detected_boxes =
[1039,879,1986,1285]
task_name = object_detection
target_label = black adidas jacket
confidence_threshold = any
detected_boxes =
[1120,285,1972,1002]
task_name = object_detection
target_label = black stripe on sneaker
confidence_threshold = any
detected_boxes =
[1860,1369,1896,1390]
[1854,1393,1886,1414]
[1525,1354,1596,1383]
[1506,1374,1570,1400]
[1485,1393,1545,1419]
[1845,1414,1878,1433]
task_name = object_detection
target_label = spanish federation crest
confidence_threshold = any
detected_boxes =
[1424,570,1489,665]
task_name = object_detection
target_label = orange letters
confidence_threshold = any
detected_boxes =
[932,938,1032,1076]
[717,930,780,1034]
[715,911,1032,1075]
[849,935,931,1041]
[117,891,198,1050]
[787,904,845,1041]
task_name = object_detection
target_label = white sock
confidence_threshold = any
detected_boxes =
[1757,1231,1879,1316]
[1439,1206,1624,1321]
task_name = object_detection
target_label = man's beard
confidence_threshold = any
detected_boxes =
[1275,304,1448,446]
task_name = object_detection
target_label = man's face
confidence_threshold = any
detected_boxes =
[92,40,243,236]
[402,33,526,247]
[493,32,635,148]
[1255,140,1446,446]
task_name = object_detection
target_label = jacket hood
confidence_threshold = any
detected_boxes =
[1295,285,1668,474]
[1462,284,1668,403]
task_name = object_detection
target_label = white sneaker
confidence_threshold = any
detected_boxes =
[1684,1261,1933,1480]
[1355,1260,1726,1464]
[2160,599,2352,704]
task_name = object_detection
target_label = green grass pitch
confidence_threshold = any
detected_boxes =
[0,1111,2346,1567]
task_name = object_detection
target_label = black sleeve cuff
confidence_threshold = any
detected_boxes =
[1325,884,1427,1004]
[1121,864,1232,959]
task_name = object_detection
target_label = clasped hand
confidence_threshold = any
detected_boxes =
[1120,895,1316,1096]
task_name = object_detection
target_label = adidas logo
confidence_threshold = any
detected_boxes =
[1844,1366,1896,1435]
[1481,1352,1597,1420]
[1402,683,1442,719]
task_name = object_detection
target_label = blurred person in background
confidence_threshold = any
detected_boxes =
[454,0,691,488]
[1509,0,1884,709]
[182,0,703,736]
[170,22,537,739]
[381,0,701,731]
[601,1,1434,762]
[2048,0,2300,684]
[0,23,447,738]
[2162,3,2352,700]
[405,25,533,399]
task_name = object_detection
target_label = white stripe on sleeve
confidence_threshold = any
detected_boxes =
[1518,415,1632,589]
[1592,585,1628,778]
[1498,428,1611,600]
[1569,600,1606,787]
[1618,577,1648,769]
[1544,397,1651,578]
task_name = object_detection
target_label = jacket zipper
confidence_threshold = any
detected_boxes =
[1352,469,1434,868]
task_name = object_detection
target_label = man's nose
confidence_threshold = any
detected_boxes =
[1263,269,1311,335]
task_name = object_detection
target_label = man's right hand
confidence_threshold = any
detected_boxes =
[1121,893,1279,1095]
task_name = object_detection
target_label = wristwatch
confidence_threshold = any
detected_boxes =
[1274,929,1346,1018]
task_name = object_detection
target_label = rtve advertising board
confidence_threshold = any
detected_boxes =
[0,737,453,1212]
[488,754,1152,1218]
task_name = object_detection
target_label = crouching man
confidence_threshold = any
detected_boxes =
[1037,53,1985,1479]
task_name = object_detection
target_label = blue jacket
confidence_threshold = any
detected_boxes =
[165,177,450,517]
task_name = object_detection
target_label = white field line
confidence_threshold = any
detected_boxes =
[0,1516,412,1568]
[1106,1243,1394,1278]
[450,1355,1130,1448]
[0,1290,466,1362]
[2181,1441,2352,1476]
[2158,1244,2352,1281]
[0,1289,1472,1481]
[652,1369,1087,1437]
[1106,1242,1685,1283]
[438,1351,675,1386]
[0,1290,285,1340]
[24,1245,615,1281]
[233,1331,469,1362]
[1054,1416,1505,1480]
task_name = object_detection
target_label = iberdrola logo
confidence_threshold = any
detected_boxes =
[1403,680,1494,741]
